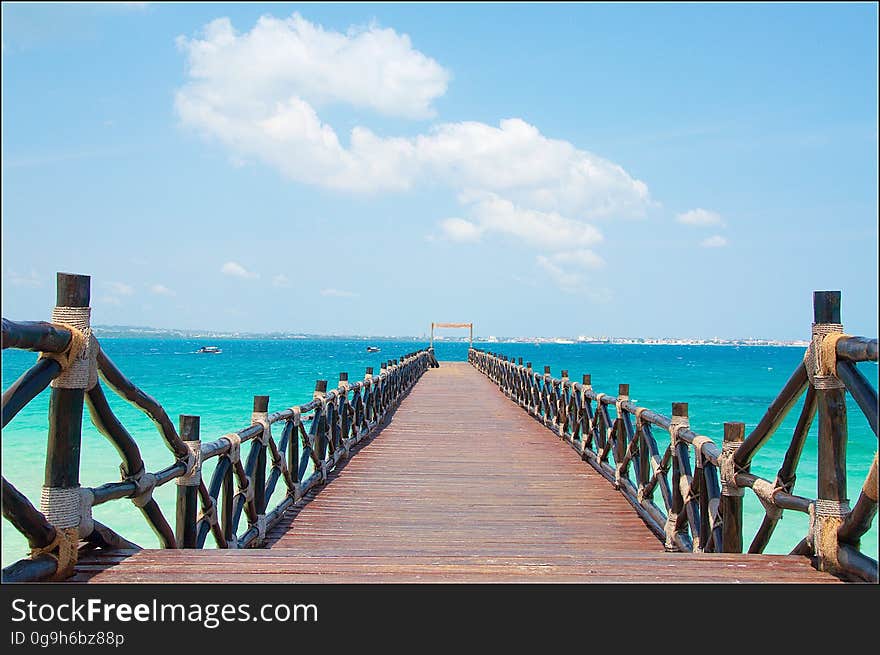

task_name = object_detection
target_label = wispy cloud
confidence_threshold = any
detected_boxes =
[221,261,259,279]
[438,217,482,242]
[536,256,581,292]
[677,208,725,227]
[701,235,728,248]
[150,284,175,296]
[544,249,604,270]
[106,281,134,296]
[536,249,607,294]
[272,274,291,288]
[320,288,357,298]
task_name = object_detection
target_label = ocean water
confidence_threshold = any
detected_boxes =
[2,338,876,568]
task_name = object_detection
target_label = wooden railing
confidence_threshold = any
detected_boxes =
[469,291,878,582]
[1,272,436,582]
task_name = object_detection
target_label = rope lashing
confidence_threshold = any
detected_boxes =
[669,414,689,446]
[810,498,852,571]
[38,307,98,390]
[720,440,745,497]
[803,322,848,390]
[78,487,95,538]
[635,407,648,426]
[690,435,713,468]
[176,440,201,487]
[223,433,242,465]
[30,527,79,580]
[664,511,680,550]
[252,412,271,446]
[199,500,218,528]
[751,478,783,520]
[814,498,851,518]
[39,486,81,529]
[615,393,629,419]
[290,406,302,427]
[128,468,157,508]
[37,486,92,579]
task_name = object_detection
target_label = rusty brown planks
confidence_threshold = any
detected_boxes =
[74,362,838,583]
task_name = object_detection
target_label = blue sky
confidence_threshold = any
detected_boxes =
[2,2,877,339]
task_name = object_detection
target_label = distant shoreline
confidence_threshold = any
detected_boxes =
[91,325,809,348]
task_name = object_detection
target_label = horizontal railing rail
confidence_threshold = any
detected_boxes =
[2,272,438,582]
[469,291,877,582]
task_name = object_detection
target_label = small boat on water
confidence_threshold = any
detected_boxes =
[197,346,222,354]
[366,346,381,353]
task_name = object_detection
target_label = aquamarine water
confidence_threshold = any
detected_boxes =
[2,338,876,568]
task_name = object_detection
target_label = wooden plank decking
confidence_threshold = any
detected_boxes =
[73,362,837,583]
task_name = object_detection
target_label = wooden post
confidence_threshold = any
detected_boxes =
[813,291,848,573]
[252,395,269,519]
[42,273,90,577]
[45,274,89,491]
[667,402,688,550]
[175,415,200,548]
[614,384,630,479]
[314,381,328,460]
[721,422,745,553]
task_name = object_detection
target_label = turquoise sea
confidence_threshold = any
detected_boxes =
[2,338,877,568]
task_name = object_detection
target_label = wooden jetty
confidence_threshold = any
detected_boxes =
[2,273,877,583]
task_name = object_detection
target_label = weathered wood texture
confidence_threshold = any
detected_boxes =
[73,362,835,583]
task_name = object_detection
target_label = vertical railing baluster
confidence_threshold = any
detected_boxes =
[41,272,92,579]
[721,422,745,553]
[175,414,200,548]
[252,395,269,544]
[812,290,849,574]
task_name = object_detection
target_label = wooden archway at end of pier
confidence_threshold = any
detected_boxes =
[430,322,473,349]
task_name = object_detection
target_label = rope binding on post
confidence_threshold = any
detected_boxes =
[38,306,98,390]
[804,322,848,390]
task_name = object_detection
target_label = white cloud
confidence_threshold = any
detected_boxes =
[464,194,603,251]
[174,15,651,217]
[150,284,175,296]
[677,208,725,227]
[535,249,605,294]
[438,218,482,242]
[536,256,581,292]
[545,249,605,269]
[98,295,122,306]
[320,288,357,298]
[701,235,728,248]
[221,261,259,279]
[176,14,449,120]
[175,14,654,278]
[106,281,134,296]
[9,271,43,288]
[272,274,291,288]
